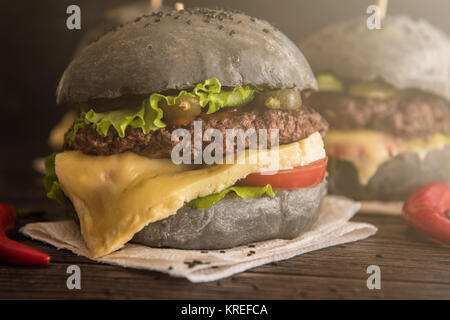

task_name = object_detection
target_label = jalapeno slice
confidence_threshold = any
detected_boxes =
[160,96,202,122]
[349,81,397,99]
[317,74,344,92]
[256,89,302,110]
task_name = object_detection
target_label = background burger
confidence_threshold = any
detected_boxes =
[300,15,450,201]
[47,0,168,151]
[44,8,329,258]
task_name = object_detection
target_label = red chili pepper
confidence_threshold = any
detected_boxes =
[0,203,50,265]
[403,182,450,244]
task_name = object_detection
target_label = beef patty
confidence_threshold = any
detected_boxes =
[64,105,329,159]
[305,91,450,139]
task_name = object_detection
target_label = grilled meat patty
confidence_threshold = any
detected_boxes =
[305,91,450,139]
[64,105,329,159]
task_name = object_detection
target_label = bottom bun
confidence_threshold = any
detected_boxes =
[328,146,450,201]
[131,181,327,250]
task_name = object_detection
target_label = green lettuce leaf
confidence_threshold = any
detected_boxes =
[193,78,257,114]
[42,153,64,203]
[84,96,166,138]
[65,78,258,143]
[66,95,166,142]
[187,184,276,210]
[65,117,89,144]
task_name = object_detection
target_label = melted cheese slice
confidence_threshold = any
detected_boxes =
[56,132,325,258]
[48,111,77,150]
[325,130,450,185]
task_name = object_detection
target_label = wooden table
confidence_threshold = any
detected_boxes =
[1,143,449,299]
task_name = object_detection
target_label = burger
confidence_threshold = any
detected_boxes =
[300,15,450,201]
[44,8,329,258]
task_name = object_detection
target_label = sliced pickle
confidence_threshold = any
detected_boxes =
[349,81,397,99]
[160,96,202,122]
[316,74,344,92]
[256,89,302,110]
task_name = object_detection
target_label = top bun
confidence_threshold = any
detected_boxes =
[57,8,317,105]
[300,15,450,101]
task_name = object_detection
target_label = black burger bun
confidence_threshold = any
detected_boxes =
[132,181,327,249]
[328,147,450,201]
[57,8,317,107]
[300,15,450,101]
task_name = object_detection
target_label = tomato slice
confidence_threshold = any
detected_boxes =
[236,157,328,190]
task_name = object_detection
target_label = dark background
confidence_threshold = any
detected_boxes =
[1,0,449,146]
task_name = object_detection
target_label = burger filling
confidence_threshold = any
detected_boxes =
[44,78,329,257]
[305,74,450,184]
[63,78,327,158]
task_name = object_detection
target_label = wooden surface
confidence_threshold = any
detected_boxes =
[1,143,450,299]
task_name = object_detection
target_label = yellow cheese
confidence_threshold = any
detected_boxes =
[48,111,77,150]
[55,132,325,258]
[325,130,450,185]
[402,134,450,157]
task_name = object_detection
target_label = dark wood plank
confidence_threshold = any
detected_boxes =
[1,259,450,300]
[248,214,450,285]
